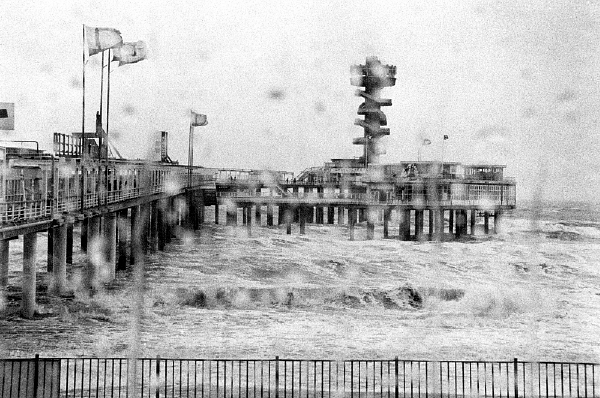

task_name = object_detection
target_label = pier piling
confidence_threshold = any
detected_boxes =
[22,232,37,318]
[52,222,67,295]
[0,239,9,302]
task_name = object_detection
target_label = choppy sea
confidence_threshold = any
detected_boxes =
[1,200,599,362]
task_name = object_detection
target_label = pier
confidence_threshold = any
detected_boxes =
[0,55,514,319]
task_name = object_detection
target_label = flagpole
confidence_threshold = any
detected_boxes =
[106,49,111,143]
[441,136,446,177]
[81,24,86,212]
[100,50,104,117]
[188,122,194,187]
[104,49,111,205]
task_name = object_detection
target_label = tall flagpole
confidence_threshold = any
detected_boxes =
[105,49,111,205]
[100,51,104,117]
[188,122,194,187]
[81,24,86,212]
[106,49,111,145]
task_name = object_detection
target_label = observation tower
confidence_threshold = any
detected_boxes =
[351,56,396,166]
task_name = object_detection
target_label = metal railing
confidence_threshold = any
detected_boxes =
[217,192,517,208]
[1,357,597,398]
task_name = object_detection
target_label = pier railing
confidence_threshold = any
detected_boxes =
[0,171,215,225]
[1,357,597,398]
[217,191,517,208]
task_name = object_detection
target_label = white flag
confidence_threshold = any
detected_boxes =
[191,112,207,127]
[113,41,147,66]
[85,25,123,57]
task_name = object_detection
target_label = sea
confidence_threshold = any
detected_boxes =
[1,200,599,363]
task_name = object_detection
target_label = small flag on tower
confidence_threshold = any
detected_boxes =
[422,138,431,145]
[443,135,449,140]
[191,111,208,127]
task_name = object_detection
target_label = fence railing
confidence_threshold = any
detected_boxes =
[1,357,597,398]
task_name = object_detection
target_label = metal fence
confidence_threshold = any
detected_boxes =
[0,357,597,398]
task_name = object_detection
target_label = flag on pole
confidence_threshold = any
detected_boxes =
[422,138,431,145]
[113,41,147,66]
[85,25,123,57]
[443,135,449,140]
[191,111,208,127]
[0,102,14,130]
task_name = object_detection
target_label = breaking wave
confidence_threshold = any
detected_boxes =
[157,285,466,311]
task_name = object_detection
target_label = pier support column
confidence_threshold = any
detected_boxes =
[316,206,324,224]
[428,210,434,238]
[383,208,391,238]
[214,203,220,224]
[255,205,261,226]
[226,204,237,226]
[455,210,466,238]
[266,204,274,226]
[277,205,284,226]
[448,210,454,235]
[130,207,139,265]
[66,223,73,264]
[192,193,200,230]
[0,239,10,304]
[46,227,53,272]
[399,209,411,241]
[299,206,306,235]
[285,207,292,235]
[141,204,150,254]
[52,222,67,295]
[117,209,128,270]
[22,232,38,319]
[494,210,502,234]
[246,206,252,237]
[199,192,205,225]
[434,209,443,241]
[105,213,117,280]
[130,204,146,281]
[358,208,366,223]
[168,198,176,241]
[470,209,476,235]
[349,208,356,241]
[366,207,376,240]
[80,218,88,252]
[337,207,344,225]
[327,207,334,224]
[415,210,424,240]
[85,215,101,291]
[484,211,490,234]
[150,201,158,251]
[157,203,166,251]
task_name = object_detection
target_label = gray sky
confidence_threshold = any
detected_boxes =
[1,0,599,202]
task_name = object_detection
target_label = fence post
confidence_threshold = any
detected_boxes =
[395,357,399,398]
[156,355,161,398]
[351,361,354,398]
[33,354,40,398]
[275,356,280,398]
[514,358,518,398]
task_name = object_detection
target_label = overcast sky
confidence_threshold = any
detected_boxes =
[1,0,599,202]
